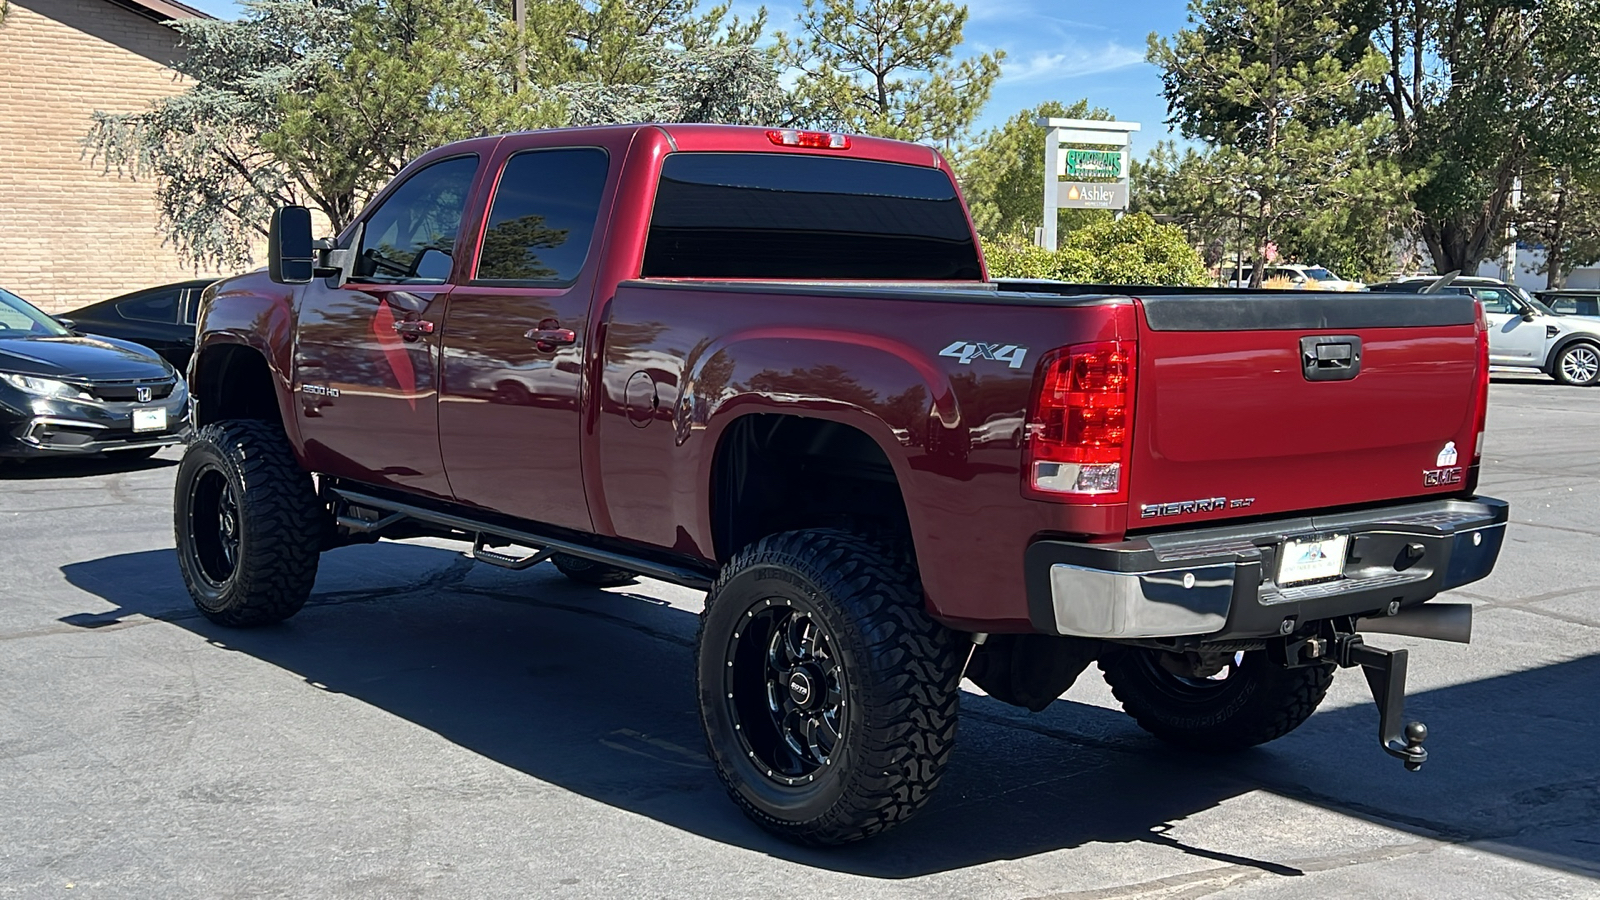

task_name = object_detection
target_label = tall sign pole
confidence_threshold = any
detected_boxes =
[1037,118,1140,251]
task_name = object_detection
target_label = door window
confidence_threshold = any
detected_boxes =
[118,289,181,324]
[1473,289,1516,315]
[354,155,479,284]
[474,148,610,286]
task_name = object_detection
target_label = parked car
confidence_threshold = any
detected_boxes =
[0,286,190,459]
[1230,263,1364,290]
[1535,289,1600,318]
[62,278,214,371]
[1370,276,1600,385]
[173,124,1504,845]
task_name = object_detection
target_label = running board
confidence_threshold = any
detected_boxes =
[330,487,715,589]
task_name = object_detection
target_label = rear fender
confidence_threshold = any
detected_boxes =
[685,327,962,595]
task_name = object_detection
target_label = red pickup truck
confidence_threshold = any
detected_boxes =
[175,124,1507,845]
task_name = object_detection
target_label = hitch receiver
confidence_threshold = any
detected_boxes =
[1334,635,1429,771]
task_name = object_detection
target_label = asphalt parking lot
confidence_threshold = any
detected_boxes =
[2,373,1597,899]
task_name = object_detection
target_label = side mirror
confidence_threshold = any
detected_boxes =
[53,316,76,332]
[268,206,315,284]
[1521,310,1538,322]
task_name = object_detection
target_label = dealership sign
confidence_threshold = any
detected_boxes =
[1060,149,1123,179]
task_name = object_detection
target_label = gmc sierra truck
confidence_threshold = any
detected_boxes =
[175,124,1507,845]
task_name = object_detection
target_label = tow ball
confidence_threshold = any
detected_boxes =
[1332,634,1429,770]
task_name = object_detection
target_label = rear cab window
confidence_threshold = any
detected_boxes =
[473,148,610,285]
[642,153,982,280]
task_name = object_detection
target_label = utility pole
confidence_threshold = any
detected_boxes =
[1504,176,1521,284]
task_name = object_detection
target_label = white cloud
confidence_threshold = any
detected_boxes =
[1003,44,1147,83]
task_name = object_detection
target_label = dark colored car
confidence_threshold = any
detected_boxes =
[0,287,190,459]
[175,124,1503,845]
[63,278,214,371]
[1536,289,1600,318]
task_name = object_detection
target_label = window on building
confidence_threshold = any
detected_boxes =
[475,148,610,285]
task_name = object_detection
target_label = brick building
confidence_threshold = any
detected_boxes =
[0,0,235,313]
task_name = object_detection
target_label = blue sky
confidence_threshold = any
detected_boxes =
[179,0,1194,154]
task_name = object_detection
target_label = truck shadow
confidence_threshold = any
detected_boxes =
[61,544,1599,881]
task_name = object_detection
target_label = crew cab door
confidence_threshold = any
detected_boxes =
[1475,287,1546,365]
[438,143,614,531]
[293,153,481,499]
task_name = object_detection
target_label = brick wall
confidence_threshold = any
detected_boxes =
[0,0,245,313]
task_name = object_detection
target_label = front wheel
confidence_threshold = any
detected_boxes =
[697,530,963,845]
[174,420,323,627]
[1553,342,1600,386]
[1099,648,1333,751]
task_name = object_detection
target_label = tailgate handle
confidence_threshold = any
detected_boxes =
[1301,335,1362,382]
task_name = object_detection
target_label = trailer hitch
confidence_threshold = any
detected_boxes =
[1332,634,1429,771]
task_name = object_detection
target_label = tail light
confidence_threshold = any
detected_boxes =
[766,129,852,150]
[1024,341,1136,500]
[1470,300,1490,469]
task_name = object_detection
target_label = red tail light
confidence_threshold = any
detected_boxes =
[1024,341,1136,500]
[1470,300,1490,466]
[766,129,852,150]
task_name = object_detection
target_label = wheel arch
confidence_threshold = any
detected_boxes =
[1544,333,1600,375]
[191,335,302,448]
[706,410,917,567]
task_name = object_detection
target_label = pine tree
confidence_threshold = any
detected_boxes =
[1149,0,1411,284]
[780,0,1002,145]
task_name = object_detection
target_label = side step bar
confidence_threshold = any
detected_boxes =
[329,487,715,590]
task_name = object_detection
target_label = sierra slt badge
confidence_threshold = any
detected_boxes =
[939,341,1029,369]
[1141,496,1255,518]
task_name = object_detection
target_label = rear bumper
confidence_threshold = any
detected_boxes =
[1024,497,1508,641]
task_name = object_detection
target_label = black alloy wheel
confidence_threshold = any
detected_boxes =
[187,466,241,587]
[173,420,324,627]
[697,529,963,846]
[725,600,847,786]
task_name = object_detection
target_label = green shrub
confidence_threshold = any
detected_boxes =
[981,213,1208,286]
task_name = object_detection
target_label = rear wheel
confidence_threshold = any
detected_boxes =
[550,553,636,587]
[174,420,323,626]
[1553,343,1600,386]
[697,529,962,845]
[1099,648,1333,751]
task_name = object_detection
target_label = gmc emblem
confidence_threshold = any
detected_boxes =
[1423,467,1463,487]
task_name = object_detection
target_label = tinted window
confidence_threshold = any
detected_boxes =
[643,153,982,280]
[118,289,180,324]
[355,155,479,283]
[1548,296,1600,316]
[475,148,609,285]
[0,288,69,336]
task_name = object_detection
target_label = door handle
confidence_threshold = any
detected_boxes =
[525,326,576,351]
[393,319,435,337]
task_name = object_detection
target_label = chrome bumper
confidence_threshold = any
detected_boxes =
[1025,497,1508,641]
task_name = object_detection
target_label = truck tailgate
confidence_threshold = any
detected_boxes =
[1127,293,1484,530]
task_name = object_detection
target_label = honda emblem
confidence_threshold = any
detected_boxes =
[136,386,152,403]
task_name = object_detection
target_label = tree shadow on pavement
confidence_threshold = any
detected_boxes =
[60,543,1600,881]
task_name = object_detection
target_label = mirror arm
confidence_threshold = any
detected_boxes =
[313,223,363,288]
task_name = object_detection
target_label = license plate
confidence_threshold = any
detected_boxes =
[1277,534,1349,585]
[132,408,167,433]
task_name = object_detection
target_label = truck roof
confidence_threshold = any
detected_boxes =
[418,123,946,169]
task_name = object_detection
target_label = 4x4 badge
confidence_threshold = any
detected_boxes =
[939,341,1029,369]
